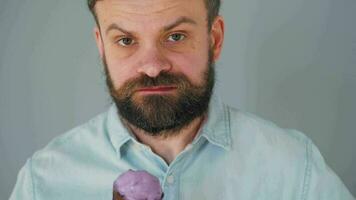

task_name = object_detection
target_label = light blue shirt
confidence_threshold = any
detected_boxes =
[10,93,355,200]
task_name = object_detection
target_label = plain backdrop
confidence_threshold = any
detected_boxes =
[0,0,355,199]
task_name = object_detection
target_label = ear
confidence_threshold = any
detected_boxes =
[210,16,225,61]
[94,26,104,59]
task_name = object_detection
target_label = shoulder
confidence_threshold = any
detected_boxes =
[11,109,114,198]
[225,105,311,176]
[226,104,310,152]
[225,105,355,199]
[30,109,111,169]
[223,105,312,195]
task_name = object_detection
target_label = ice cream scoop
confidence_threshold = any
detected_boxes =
[113,170,163,200]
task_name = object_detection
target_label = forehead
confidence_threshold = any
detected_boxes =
[94,0,207,29]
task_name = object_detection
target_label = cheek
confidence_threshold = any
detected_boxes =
[168,51,209,85]
[105,56,137,89]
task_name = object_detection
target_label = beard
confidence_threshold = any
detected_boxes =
[103,50,215,137]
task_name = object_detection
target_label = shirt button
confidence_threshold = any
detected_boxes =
[167,175,174,184]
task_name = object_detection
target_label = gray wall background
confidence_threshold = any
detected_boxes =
[0,0,355,198]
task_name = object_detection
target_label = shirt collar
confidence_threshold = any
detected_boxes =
[106,104,132,158]
[194,89,232,151]
[105,89,232,158]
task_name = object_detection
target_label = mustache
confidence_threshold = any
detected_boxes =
[114,72,191,99]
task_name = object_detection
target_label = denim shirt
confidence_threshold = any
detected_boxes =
[10,93,355,200]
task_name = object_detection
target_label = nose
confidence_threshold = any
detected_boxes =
[136,45,172,78]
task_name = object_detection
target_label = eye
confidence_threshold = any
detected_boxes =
[117,37,135,46]
[167,33,186,42]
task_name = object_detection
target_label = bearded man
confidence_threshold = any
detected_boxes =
[10,0,355,199]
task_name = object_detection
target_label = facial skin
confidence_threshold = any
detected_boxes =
[93,0,224,136]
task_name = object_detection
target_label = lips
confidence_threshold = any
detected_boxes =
[136,86,177,93]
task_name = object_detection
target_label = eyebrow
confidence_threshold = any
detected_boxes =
[163,16,197,31]
[105,16,197,36]
[105,23,132,36]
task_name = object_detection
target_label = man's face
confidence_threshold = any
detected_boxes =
[94,0,224,135]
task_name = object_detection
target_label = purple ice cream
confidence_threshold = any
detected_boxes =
[113,170,163,200]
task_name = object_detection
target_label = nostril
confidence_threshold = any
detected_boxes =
[137,62,171,78]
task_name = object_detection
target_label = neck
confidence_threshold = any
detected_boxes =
[125,116,205,165]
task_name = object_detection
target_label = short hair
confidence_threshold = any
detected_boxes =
[87,0,221,29]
